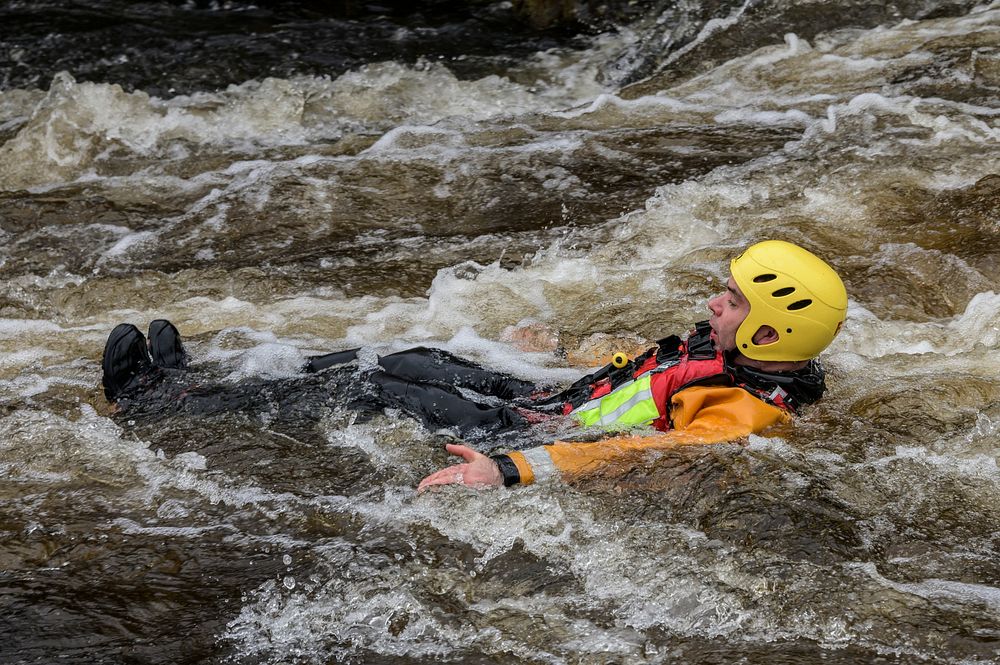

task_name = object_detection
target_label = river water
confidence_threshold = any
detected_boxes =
[1,1,998,663]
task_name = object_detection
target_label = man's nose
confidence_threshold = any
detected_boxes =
[707,294,722,315]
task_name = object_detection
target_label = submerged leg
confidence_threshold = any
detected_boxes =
[377,347,536,400]
[303,348,360,373]
[364,372,527,436]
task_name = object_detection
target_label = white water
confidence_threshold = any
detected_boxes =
[1,2,999,664]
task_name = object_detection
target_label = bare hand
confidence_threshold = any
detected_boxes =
[417,443,503,492]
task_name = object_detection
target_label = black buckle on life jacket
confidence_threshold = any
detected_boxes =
[652,334,682,365]
[685,321,717,360]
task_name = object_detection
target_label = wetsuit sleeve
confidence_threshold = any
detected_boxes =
[493,386,789,486]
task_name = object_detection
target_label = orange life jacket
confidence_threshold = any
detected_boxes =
[547,321,825,431]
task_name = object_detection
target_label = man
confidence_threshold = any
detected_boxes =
[101,240,846,488]
[417,239,847,490]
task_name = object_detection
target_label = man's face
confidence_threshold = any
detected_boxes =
[707,277,751,351]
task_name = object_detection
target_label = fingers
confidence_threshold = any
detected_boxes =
[417,464,466,492]
[444,443,482,462]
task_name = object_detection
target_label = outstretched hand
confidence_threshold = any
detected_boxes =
[417,443,503,492]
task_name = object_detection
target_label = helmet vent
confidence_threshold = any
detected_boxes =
[772,287,796,297]
[753,274,777,283]
[787,299,812,311]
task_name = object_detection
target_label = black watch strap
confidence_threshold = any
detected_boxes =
[490,454,521,487]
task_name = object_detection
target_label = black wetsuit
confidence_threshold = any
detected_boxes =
[118,347,544,441]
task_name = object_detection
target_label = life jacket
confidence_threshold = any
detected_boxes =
[548,321,826,431]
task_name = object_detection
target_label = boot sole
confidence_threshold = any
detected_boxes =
[102,324,147,402]
[148,319,188,369]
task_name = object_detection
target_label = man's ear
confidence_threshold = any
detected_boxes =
[752,325,779,345]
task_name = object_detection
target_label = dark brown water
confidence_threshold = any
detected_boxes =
[1,1,999,663]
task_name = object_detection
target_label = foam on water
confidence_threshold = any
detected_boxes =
[225,480,769,661]
[857,561,1000,614]
[0,407,148,479]
[0,402,317,538]
[0,44,620,191]
[888,446,1000,479]
[664,0,756,70]
[839,290,1000,359]
[195,326,312,380]
[0,318,67,336]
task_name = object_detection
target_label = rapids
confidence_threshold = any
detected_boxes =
[1,1,998,663]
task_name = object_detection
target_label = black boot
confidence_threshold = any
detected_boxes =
[102,324,157,403]
[148,319,188,369]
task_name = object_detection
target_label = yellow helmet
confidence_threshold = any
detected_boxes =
[730,240,848,361]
